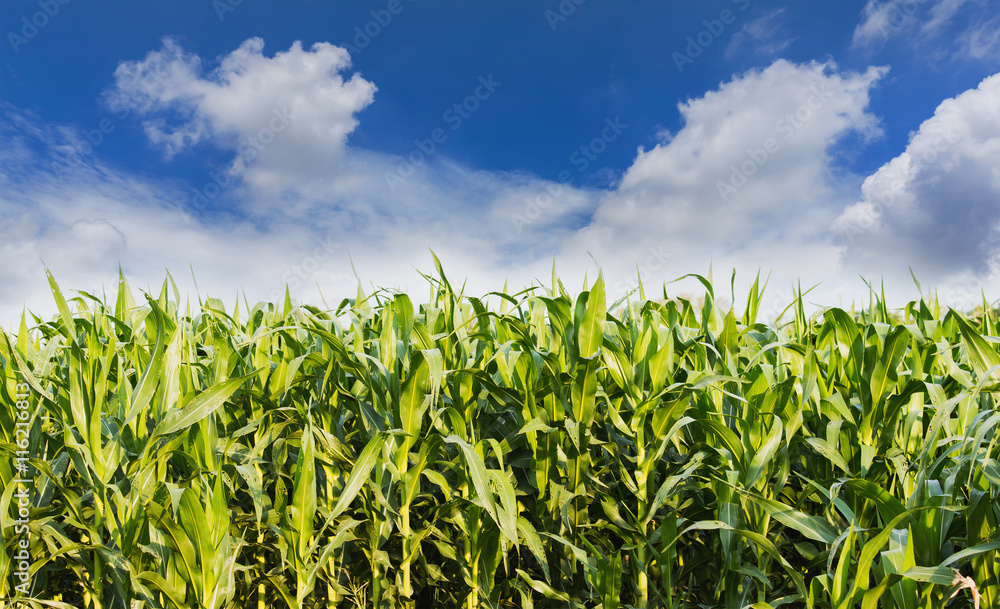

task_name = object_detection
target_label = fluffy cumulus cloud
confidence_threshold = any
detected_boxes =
[102,38,591,248]
[106,37,377,190]
[0,39,596,326]
[834,72,1000,282]
[571,60,887,297]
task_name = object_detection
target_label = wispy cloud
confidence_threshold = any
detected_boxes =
[921,0,977,36]
[853,0,912,49]
[852,0,997,64]
[958,15,1000,61]
[724,9,797,60]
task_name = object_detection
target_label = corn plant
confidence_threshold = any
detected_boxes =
[1,267,998,608]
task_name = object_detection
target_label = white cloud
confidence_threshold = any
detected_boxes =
[0,102,595,327]
[853,0,913,49]
[106,37,377,190]
[0,114,317,326]
[569,60,887,297]
[100,38,592,250]
[3,38,998,329]
[834,72,1000,282]
[852,0,998,64]
[958,15,1000,61]
[922,0,977,36]
[724,9,797,60]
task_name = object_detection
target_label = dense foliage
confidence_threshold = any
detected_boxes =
[1,266,999,608]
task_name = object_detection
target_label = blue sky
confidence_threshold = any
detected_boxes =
[2,0,999,324]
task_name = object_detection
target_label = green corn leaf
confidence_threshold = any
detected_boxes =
[398,350,430,445]
[955,313,1000,382]
[330,432,388,520]
[444,435,517,545]
[152,370,257,438]
[290,422,317,560]
[751,495,838,544]
[578,274,606,358]
[870,324,909,406]
[45,268,76,342]
[177,486,213,600]
[745,416,783,490]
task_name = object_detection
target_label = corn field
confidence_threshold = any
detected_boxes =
[2,264,999,608]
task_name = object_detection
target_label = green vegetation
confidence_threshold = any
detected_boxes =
[2,265,998,608]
